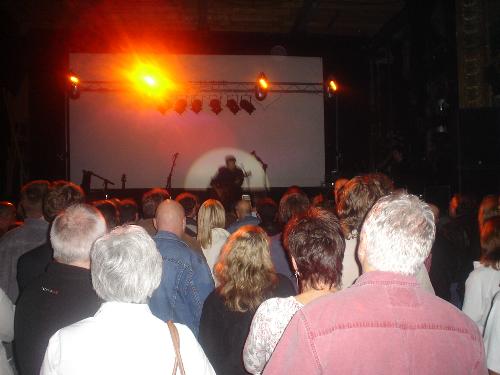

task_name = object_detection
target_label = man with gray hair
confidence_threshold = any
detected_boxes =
[265,193,487,374]
[40,225,215,374]
[14,204,106,375]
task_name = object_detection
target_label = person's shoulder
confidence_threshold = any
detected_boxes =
[258,296,299,315]
[211,228,230,242]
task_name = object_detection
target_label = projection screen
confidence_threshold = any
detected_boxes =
[69,53,325,189]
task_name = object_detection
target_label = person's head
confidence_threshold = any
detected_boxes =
[225,155,236,170]
[479,216,500,270]
[93,200,120,230]
[366,173,394,195]
[285,185,304,195]
[90,225,162,303]
[278,192,310,225]
[197,199,225,249]
[358,193,435,276]
[154,199,185,237]
[0,202,16,234]
[175,192,199,219]
[43,180,85,222]
[336,175,388,238]
[311,193,325,208]
[333,178,348,203]
[449,193,477,218]
[141,188,170,219]
[19,180,50,219]
[50,204,107,268]
[478,195,500,231]
[284,207,345,290]
[215,225,277,312]
[235,199,252,220]
[256,198,278,225]
[118,199,139,224]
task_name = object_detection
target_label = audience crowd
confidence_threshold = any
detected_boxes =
[0,174,499,374]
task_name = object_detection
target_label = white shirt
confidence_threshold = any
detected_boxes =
[40,302,215,375]
[202,228,229,281]
[0,288,14,375]
[483,291,500,372]
[243,296,303,374]
[463,262,500,334]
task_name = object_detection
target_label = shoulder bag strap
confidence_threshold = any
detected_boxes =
[167,320,186,375]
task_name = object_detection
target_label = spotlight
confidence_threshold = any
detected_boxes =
[255,72,269,101]
[226,98,240,115]
[174,98,187,115]
[240,98,256,115]
[326,79,338,98]
[157,99,173,114]
[191,98,203,114]
[68,72,80,99]
[209,98,223,115]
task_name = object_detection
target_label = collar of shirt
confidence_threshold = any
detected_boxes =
[353,270,419,288]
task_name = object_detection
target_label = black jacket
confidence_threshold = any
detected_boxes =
[17,241,53,294]
[14,262,101,375]
[199,274,295,375]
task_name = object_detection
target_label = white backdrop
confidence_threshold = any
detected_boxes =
[69,53,325,189]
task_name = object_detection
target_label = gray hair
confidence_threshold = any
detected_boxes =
[50,204,107,264]
[90,225,162,303]
[361,193,436,275]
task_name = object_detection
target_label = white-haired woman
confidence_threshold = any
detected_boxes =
[197,199,229,281]
[40,225,215,375]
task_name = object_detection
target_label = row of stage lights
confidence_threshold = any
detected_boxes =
[67,71,339,115]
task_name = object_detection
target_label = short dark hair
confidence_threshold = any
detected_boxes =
[284,207,345,289]
[278,192,310,224]
[256,198,278,224]
[43,180,85,222]
[480,216,500,270]
[336,175,387,236]
[175,192,198,217]
[93,200,120,229]
[20,180,50,217]
[118,199,139,224]
[142,188,170,219]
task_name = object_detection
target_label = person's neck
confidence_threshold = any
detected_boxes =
[158,228,182,237]
[295,285,337,305]
[57,259,90,269]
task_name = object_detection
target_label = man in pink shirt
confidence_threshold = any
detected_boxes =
[264,193,487,375]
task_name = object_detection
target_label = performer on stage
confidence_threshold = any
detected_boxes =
[211,155,245,211]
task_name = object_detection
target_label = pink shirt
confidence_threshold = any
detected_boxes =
[264,271,487,375]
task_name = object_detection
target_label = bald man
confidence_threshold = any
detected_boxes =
[226,199,260,234]
[149,200,214,337]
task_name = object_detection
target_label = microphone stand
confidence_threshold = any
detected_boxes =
[250,151,269,194]
[82,170,115,198]
[166,153,179,191]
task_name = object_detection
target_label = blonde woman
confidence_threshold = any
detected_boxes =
[198,226,295,375]
[197,199,229,279]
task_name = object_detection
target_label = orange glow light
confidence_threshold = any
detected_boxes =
[127,62,176,99]
[69,75,80,84]
[259,77,269,89]
[329,80,337,91]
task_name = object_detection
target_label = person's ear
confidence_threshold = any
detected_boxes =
[182,217,186,230]
[153,218,158,230]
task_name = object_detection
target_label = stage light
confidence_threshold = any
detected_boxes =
[209,98,223,115]
[326,78,338,98]
[68,72,80,99]
[255,72,269,101]
[174,98,187,114]
[240,97,256,115]
[128,63,175,99]
[191,98,203,114]
[157,99,173,115]
[226,98,240,115]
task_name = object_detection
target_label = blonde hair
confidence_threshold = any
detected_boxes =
[214,225,277,312]
[197,199,225,249]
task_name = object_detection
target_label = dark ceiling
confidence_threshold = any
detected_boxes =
[1,0,405,38]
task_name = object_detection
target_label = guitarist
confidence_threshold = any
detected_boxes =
[211,155,245,211]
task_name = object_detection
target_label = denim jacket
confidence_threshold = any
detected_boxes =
[149,231,214,337]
